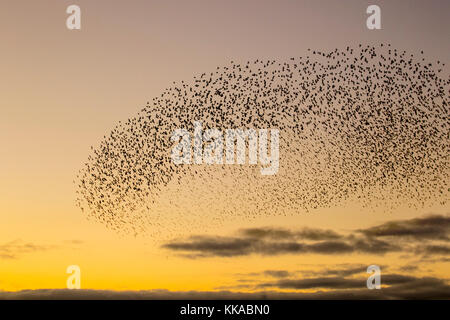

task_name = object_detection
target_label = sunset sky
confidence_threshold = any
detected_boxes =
[1,0,449,299]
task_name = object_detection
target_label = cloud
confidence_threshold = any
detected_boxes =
[416,244,450,256]
[162,231,398,258]
[359,214,450,241]
[0,239,84,260]
[377,275,450,299]
[263,270,292,278]
[162,236,376,257]
[254,273,450,299]
[240,227,342,241]
[162,236,256,257]
[305,240,354,254]
[162,214,449,258]
[397,265,419,273]
[63,240,84,245]
[0,240,52,260]
[239,227,294,240]
[301,264,368,277]
[260,277,364,290]
[237,264,369,281]
[348,236,400,254]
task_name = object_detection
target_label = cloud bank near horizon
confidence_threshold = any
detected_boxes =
[2,273,450,300]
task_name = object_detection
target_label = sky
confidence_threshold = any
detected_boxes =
[0,0,449,298]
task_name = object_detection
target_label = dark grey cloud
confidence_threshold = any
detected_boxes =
[162,236,256,257]
[381,274,417,285]
[378,275,450,299]
[296,228,342,241]
[260,277,364,290]
[348,236,400,254]
[240,227,294,240]
[240,264,368,281]
[162,237,378,257]
[303,264,368,277]
[263,270,292,278]
[305,240,354,254]
[162,214,449,258]
[359,214,450,241]
[416,244,450,256]
[162,232,398,258]
[240,227,342,241]
[398,265,419,273]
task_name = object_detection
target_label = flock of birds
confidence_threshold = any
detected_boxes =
[75,44,449,237]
